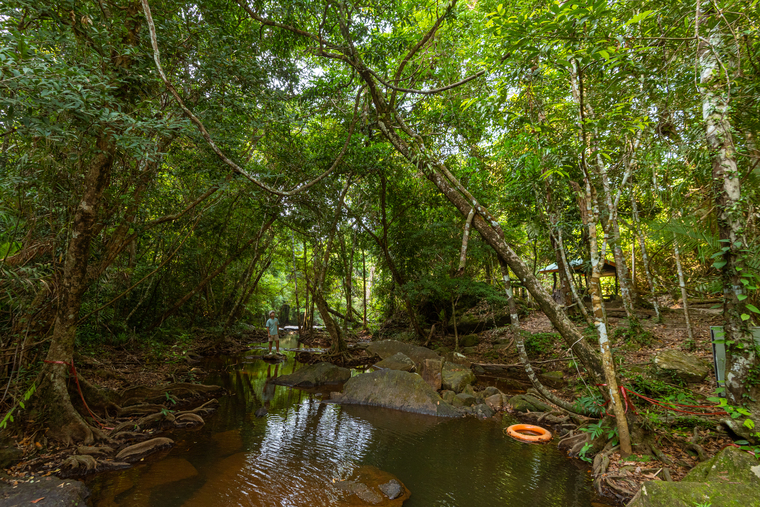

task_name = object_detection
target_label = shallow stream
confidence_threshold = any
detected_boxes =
[87,335,610,506]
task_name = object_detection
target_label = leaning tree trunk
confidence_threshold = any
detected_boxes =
[36,136,114,445]
[699,20,760,438]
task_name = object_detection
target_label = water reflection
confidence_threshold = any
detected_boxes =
[88,334,604,506]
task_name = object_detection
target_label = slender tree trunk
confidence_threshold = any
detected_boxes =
[498,258,519,328]
[573,179,633,457]
[362,249,367,330]
[457,207,476,275]
[672,234,695,343]
[630,195,661,321]
[556,228,594,327]
[292,235,301,336]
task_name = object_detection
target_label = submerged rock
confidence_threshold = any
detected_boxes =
[0,476,89,506]
[373,352,416,372]
[627,447,760,507]
[653,350,710,383]
[333,370,459,417]
[332,465,411,506]
[272,362,351,387]
[441,362,476,393]
[367,340,440,365]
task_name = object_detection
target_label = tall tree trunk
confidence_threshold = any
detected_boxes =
[573,179,633,456]
[498,258,519,328]
[37,136,115,445]
[630,194,661,321]
[292,235,301,336]
[672,234,695,343]
[457,207,476,275]
[362,249,367,330]
[556,228,594,327]
[698,17,759,439]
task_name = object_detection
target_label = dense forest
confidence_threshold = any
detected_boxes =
[0,0,759,484]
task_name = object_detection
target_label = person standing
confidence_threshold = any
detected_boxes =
[266,310,280,354]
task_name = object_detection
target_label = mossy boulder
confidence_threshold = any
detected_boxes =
[460,334,480,348]
[449,313,511,334]
[441,362,476,393]
[508,394,552,413]
[332,369,460,417]
[272,362,351,387]
[627,447,760,507]
[653,349,710,383]
[682,446,760,485]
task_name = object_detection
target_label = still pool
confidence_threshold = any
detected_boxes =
[87,335,610,506]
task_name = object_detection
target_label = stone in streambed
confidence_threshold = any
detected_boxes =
[272,362,351,387]
[373,352,416,372]
[485,394,504,411]
[453,393,476,407]
[419,358,443,390]
[653,349,710,383]
[473,403,495,419]
[441,362,475,393]
[378,480,403,500]
[440,390,456,405]
[333,369,459,417]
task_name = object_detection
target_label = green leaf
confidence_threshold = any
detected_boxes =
[738,294,748,301]
[746,304,760,314]
[713,260,727,269]
[741,314,751,321]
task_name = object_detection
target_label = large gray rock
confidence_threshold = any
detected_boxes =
[0,476,89,506]
[508,394,552,413]
[332,369,460,417]
[441,362,476,393]
[367,340,440,364]
[653,350,711,383]
[627,447,760,507]
[272,362,351,387]
[373,352,416,372]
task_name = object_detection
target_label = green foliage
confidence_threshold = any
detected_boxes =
[521,331,559,356]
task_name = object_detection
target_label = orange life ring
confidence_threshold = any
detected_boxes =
[506,424,552,443]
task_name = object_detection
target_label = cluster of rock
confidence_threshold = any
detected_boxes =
[276,340,535,422]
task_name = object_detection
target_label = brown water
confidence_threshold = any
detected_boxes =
[87,335,607,506]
